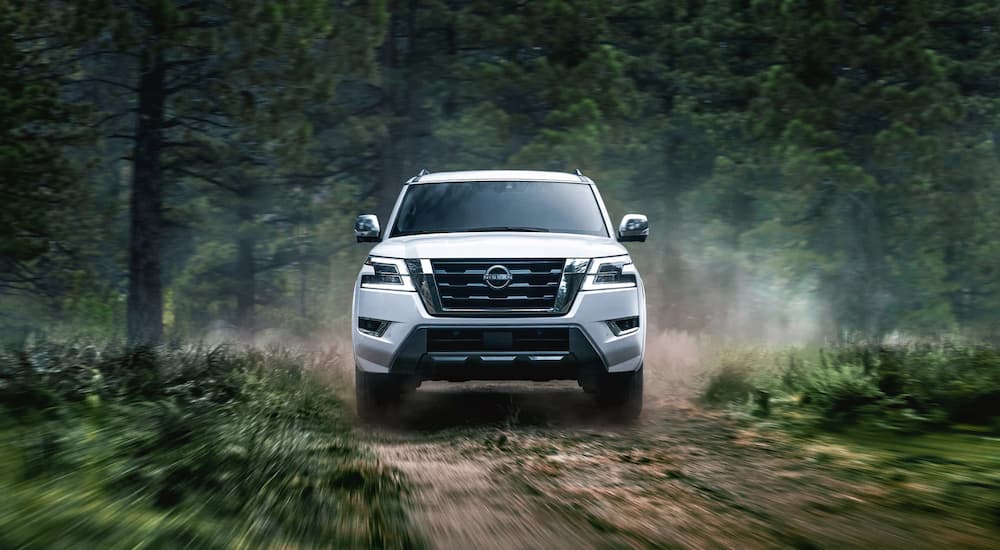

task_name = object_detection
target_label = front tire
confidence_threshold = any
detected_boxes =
[597,366,643,420]
[355,368,402,421]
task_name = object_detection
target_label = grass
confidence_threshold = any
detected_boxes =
[0,341,421,549]
[699,340,1000,528]
[797,426,1000,528]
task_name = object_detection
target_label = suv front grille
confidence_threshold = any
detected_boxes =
[431,259,564,311]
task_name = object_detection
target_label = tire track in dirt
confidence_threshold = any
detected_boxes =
[369,438,638,550]
[361,380,1000,549]
[364,383,643,550]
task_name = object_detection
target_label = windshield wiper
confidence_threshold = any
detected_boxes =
[464,226,550,233]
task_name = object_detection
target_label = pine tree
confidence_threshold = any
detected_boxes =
[49,0,385,343]
[159,2,387,341]
[0,1,82,296]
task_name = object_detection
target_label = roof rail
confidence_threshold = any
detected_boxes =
[405,168,432,184]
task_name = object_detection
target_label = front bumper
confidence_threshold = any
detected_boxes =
[352,283,645,377]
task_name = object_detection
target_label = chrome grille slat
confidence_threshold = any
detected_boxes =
[437,281,558,288]
[440,290,555,297]
[440,296,557,301]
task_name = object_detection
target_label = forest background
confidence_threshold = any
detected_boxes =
[3,0,998,345]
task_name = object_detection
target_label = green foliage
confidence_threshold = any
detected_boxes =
[796,362,885,423]
[0,0,87,293]
[672,0,1000,337]
[701,348,764,406]
[0,343,420,549]
[701,341,1000,431]
[431,0,640,171]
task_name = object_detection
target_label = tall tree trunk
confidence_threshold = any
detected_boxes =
[376,1,420,220]
[377,5,404,220]
[862,196,887,339]
[126,49,167,344]
[235,199,256,344]
[298,225,308,320]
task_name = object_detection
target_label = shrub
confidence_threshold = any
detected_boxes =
[701,348,777,417]
[703,363,754,405]
[0,342,420,549]
[797,362,884,423]
[698,340,1000,431]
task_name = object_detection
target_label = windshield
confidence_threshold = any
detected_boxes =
[390,181,608,237]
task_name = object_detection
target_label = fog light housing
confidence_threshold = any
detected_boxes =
[358,317,390,337]
[607,316,640,336]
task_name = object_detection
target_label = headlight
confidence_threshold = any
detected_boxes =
[360,256,416,291]
[582,255,637,290]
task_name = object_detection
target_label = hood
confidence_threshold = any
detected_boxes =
[369,232,628,260]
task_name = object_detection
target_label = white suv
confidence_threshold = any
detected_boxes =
[351,170,648,419]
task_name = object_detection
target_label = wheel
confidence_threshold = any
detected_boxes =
[355,368,402,421]
[596,365,643,420]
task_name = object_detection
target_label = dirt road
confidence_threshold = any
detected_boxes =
[361,377,999,549]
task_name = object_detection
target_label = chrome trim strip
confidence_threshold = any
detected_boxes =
[552,258,589,313]
[608,325,640,337]
[431,355,469,362]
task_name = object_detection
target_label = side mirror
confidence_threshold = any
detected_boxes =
[618,214,648,242]
[355,214,380,242]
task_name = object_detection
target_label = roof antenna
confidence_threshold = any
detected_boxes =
[574,168,586,181]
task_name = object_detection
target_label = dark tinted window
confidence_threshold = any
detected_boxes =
[391,181,608,237]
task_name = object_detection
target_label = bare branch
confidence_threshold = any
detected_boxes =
[164,114,234,130]
[162,140,210,149]
[167,164,239,193]
[91,109,137,128]
[61,77,139,93]
[166,70,225,95]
